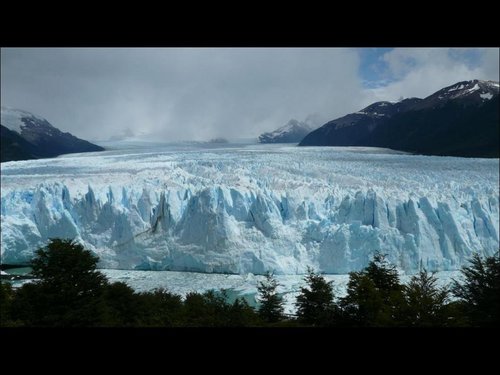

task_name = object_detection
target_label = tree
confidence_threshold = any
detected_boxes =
[136,288,183,326]
[0,281,17,326]
[364,252,401,292]
[295,267,336,326]
[451,253,500,326]
[101,281,140,326]
[401,270,450,326]
[227,297,259,327]
[12,239,108,326]
[341,252,404,326]
[182,290,228,326]
[341,273,384,326]
[257,272,285,323]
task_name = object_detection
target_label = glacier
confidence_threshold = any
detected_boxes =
[1,142,498,274]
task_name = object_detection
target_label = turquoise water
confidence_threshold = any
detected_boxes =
[3,267,32,275]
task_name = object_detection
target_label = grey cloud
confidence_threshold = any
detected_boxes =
[1,48,363,141]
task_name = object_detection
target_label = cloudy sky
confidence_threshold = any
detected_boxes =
[1,48,498,141]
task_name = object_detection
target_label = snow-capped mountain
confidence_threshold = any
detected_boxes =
[259,119,313,143]
[1,107,104,162]
[300,80,499,157]
[416,79,499,109]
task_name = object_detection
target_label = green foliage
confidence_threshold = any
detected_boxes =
[30,238,108,305]
[13,239,108,326]
[10,282,43,325]
[101,282,141,326]
[257,272,285,323]
[295,267,336,326]
[365,253,402,292]
[341,273,385,326]
[6,238,497,327]
[401,270,450,326]
[341,253,404,326]
[135,288,183,326]
[227,298,259,327]
[0,281,18,326]
[2,238,260,327]
[183,291,217,326]
[452,252,500,326]
[182,290,259,327]
[182,290,227,326]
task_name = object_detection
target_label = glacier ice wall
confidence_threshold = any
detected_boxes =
[1,144,498,274]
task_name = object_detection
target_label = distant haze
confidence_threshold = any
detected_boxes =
[1,48,498,141]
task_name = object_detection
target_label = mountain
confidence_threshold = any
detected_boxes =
[259,119,313,143]
[1,125,38,162]
[1,107,104,162]
[298,98,422,146]
[299,80,499,157]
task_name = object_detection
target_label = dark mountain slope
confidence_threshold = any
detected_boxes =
[372,96,499,157]
[1,125,37,162]
[1,107,104,162]
[299,80,499,158]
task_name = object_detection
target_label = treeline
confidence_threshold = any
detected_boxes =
[0,239,498,327]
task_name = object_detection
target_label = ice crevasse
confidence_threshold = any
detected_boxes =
[1,180,498,274]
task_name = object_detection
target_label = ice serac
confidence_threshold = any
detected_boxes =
[1,145,498,274]
[1,181,497,274]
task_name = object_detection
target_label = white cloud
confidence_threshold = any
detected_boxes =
[480,48,500,80]
[361,48,499,104]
